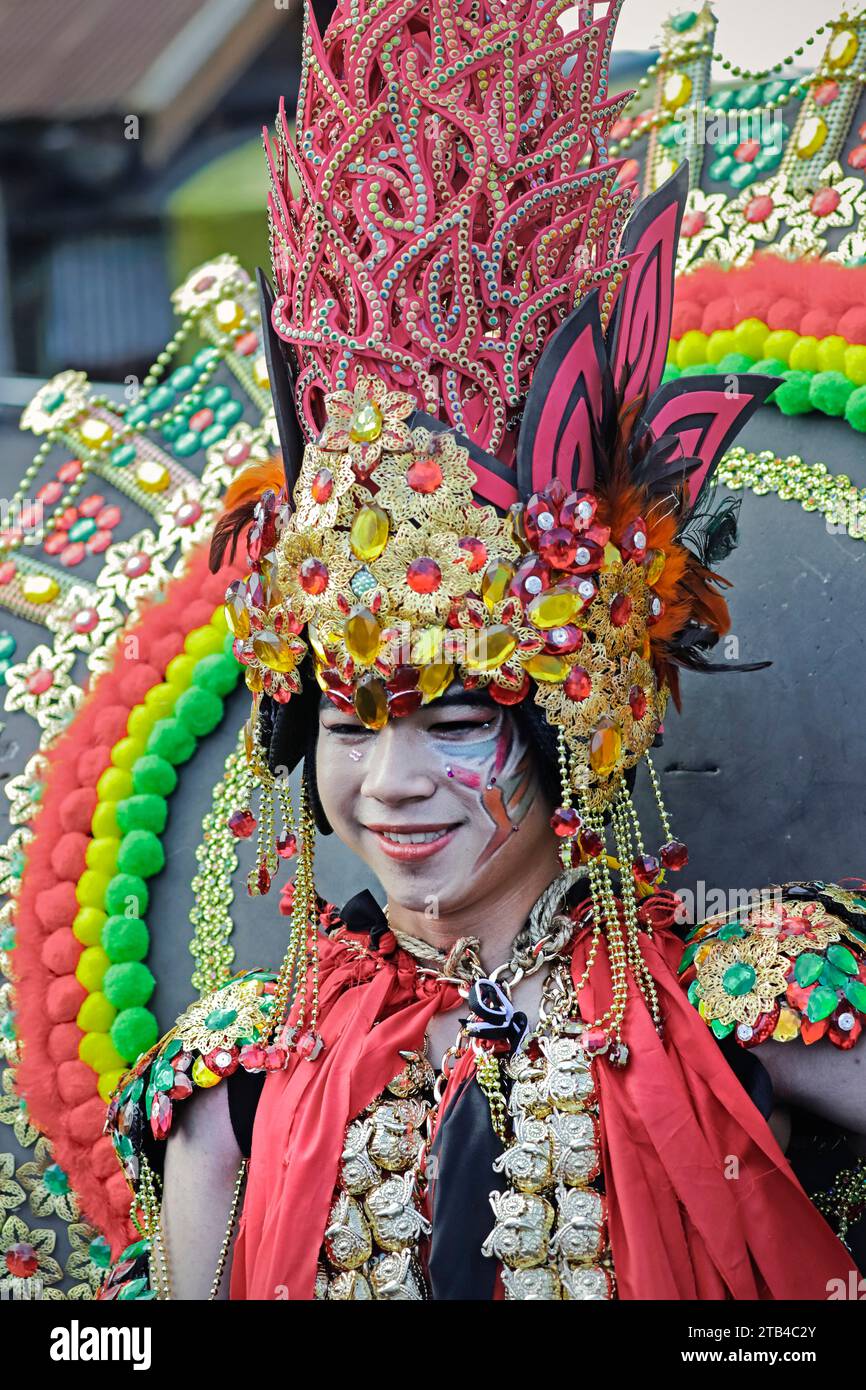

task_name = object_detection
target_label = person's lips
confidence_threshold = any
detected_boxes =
[363,822,460,862]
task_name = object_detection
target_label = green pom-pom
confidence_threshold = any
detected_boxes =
[116,794,167,836]
[752,357,788,376]
[174,686,224,737]
[104,873,149,918]
[101,915,150,963]
[117,830,165,879]
[774,370,813,415]
[146,717,196,766]
[192,653,241,697]
[131,754,178,797]
[223,631,238,661]
[809,370,854,417]
[680,363,713,377]
[111,1006,159,1063]
[844,384,866,432]
[716,352,755,374]
[661,364,681,383]
[103,961,155,1010]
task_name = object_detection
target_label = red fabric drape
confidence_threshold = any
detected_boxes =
[232,923,857,1300]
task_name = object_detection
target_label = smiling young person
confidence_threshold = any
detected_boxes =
[98,0,865,1302]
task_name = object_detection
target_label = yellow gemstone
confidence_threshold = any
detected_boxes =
[480,559,515,610]
[827,28,858,69]
[21,573,59,604]
[245,667,265,692]
[588,718,622,777]
[349,400,383,443]
[463,624,517,672]
[412,625,445,666]
[662,72,692,110]
[523,652,569,682]
[79,417,113,448]
[772,1006,800,1043]
[224,594,251,639]
[191,1057,221,1088]
[135,459,170,493]
[253,355,270,389]
[418,661,454,701]
[350,505,390,561]
[355,679,388,730]
[527,588,583,629]
[215,298,244,331]
[796,115,828,160]
[646,549,666,585]
[602,543,622,571]
[252,629,299,672]
[344,608,381,664]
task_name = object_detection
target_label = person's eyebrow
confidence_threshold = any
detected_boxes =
[428,689,496,711]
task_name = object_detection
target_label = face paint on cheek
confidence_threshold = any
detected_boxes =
[437,716,540,871]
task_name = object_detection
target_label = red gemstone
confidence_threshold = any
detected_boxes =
[620,517,648,561]
[458,536,487,573]
[57,459,82,483]
[203,1047,239,1078]
[226,441,251,467]
[235,331,258,355]
[60,542,86,567]
[489,673,531,705]
[579,827,605,859]
[510,554,550,603]
[810,186,840,217]
[88,529,113,553]
[37,481,63,504]
[407,457,443,493]
[78,493,105,518]
[263,1044,288,1070]
[72,607,99,633]
[43,532,67,555]
[628,685,647,720]
[681,210,707,238]
[0,561,15,584]
[26,669,53,695]
[660,838,689,870]
[544,624,583,655]
[406,557,442,593]
[257,863,272,894]
[277,833,298,859]
[734,139,760,163]
[310,467,334,503]
[124,553,151,578]
[647,594,664,625]
[167,1071,193,1100]
[176,501,203,528]
[525,491,560,542]
[19,501,43,529]
[296,1031,325,1061]
[299,557,329,594]
[609,593,633,627]
[193,274,216,292]
[6,1243,39,1279]
[550,806,582,837]
[539,526,577,569]
[847,144,866,170]
[150,1091,172,1141]
[615,158,640,187]
[632,854,661,886]
[813,80,840,107]
[239,1043,268,1072]
[57,507,78,532]
[189,408,215,433]
[388,689,424,718]
[582,1027,609,1054]
[228,808,256,839]
[744,194,774,224]
[565,665,592,701]
[95,504,121,528]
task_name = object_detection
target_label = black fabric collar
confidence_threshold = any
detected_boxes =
[340,889,390,949]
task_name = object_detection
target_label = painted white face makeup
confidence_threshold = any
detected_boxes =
[315,688,558,916]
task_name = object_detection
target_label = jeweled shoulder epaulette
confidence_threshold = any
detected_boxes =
[104,967,279,1185]
[679,881,866,1049]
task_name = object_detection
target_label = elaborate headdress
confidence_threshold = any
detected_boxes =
[213,0,773,1059]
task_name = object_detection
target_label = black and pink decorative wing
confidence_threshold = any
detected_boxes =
[410,412,520,514]
[606,163,688,405]
[515,290,609,499]
[256,268,304,494]
[635,373,780,505]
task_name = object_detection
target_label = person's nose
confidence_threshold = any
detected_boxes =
[360,722,438,806]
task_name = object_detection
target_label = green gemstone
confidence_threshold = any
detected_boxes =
[215,399,244,427]
[710,1018,735,1039]
[754,147,783,173]
[722,962,756,996]
[844,979,866,1012]
[173,431,201,458]
[193,347,220,369]
[708,154,734,182]
[118,1237,149,1262]
[794,952,824,986]
[729,163,758,190]
[737,84,765,109]
[110,443,138,468]
[42,389,65,414]
[88,1235,112,1268]
[678,942,699,974]
[124,404,151,428]
[708,90,736,112]
[820,962,848,992]
[147,385,176,411]
[202,383,231,407]
[43,1162,69,1196]
[68,518,97,543]
[204,1006,237,1031]
[160,418,185,444]
[827,943,858,975]
[0,633,15,659]
[806,985,838,1022]
[118,1278,155,1301]
[164,1038,183,1060]
[129,1076,144,1103]
[670,10,697,31]
[152,1061,175,1090]
[718,921,747,940]
[169,365,199,392]
[687,979,701,1006]
[761,80,789,103]
[200,422,228,449]
[658,122,684,148]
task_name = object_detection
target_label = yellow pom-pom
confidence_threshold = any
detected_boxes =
[789,335,819,372]
[844,344,866,386]
[98,1069,126,1103]
[75,869,111,910]
[676,330,708,368]
[706,329,737,364]
[77,991,117,1033]
[666,338,678,365]
[79,1031,126,1074]
[72,906,107,947]
[96,767,134,803]
[110,736,146,771]
[144,683,177,719]
[91,801,119,839]
[184,625,224,659]
[75,945,110,992]
[817,335,847,374]
[127,704,157,740]
[732,317,768,360]
[762,329,798,364]
[85,837,119,875]
[165,653,197,689]
[210,605,226,629]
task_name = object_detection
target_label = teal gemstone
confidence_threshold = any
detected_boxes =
[173,431,201,458]
[678,941,699,974]
[827,943,858,975]
[806,985,838,1022]
[754,147,783,173]
[710,1018,735,1039]
[201,422,228,449]
[658,122,684,148]
[68,518,97,543]
[204,1006,237,1030]
[160,418,185,444]
[687,979,701,1006]
[715,127,742,155]
[708,155,734,182]
[169,365,199,392]
[41,389,65,414]
[164,1037,183,1060]
[0,633,15,659]
[129,1076,144,1103]
[202,384,231,407]
[215,399,244,427]
[109,443,137,468]
[669,10,697,31]
[718,921,747,940]
[794,952,824,986]
[729,164,758,190]
[118,1279,155,1301]
[147,385,176,412]
[193,347,220,369]
[0,925,15,950]
[10,850,25,878]
[761,80,789,103]
[43,1162,70,1196]
[820,962,848,992]
[119,1237,150,1262]
[124,404,151,428]
[116,1134,133,1160]
[88,1235,112,1269]
[737,84,765,109]
[844,979,866,1012]
[1,1014,14,1041]
[722,962,756,997]
[152,1061,175,1090]
[708,90,736,111]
